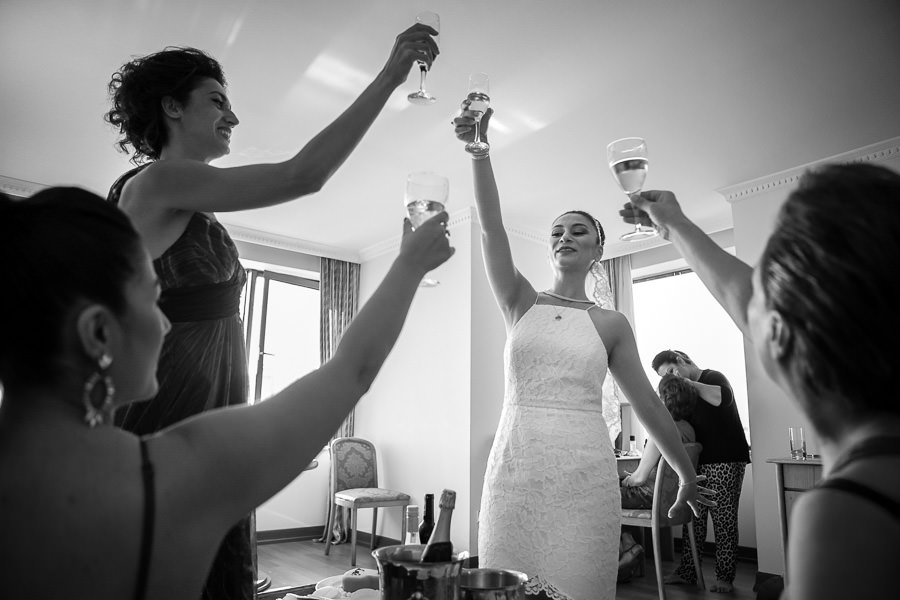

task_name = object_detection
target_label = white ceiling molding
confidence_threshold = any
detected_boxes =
[359,206,475,263]
[0,175,47,198]
[718,136,900,204]
[360,206,677,262]
[506,222,673,261]
[603,235,670,260]
[222,222,360,264]
[499,213,691,261]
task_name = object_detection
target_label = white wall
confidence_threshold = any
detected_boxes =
[256,447,330,531]
[467,220,554,550]
[353,210,475,552]
[467,224,507,549]
[730,182,799,576]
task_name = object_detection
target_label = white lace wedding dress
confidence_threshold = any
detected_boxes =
[478,300,620,600]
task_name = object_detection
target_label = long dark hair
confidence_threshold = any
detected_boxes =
[105,47,226,163]
[0,188,141,391]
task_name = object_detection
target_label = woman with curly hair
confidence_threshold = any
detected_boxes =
[104,25,437,600]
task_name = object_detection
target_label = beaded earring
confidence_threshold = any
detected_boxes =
[83,353,115,428]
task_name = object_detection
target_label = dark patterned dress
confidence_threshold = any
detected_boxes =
[109,168,255,600]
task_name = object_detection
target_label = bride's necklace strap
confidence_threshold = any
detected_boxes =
[542,290,595,304]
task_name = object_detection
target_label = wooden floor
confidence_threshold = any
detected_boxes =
[257,538,760,600]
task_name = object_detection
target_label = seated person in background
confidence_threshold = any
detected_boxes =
[620,374,699,509]
[617,374,700,581]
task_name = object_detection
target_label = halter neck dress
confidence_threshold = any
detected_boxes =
[478,298,620,600]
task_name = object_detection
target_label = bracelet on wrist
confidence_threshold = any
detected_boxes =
[678,477,701,488]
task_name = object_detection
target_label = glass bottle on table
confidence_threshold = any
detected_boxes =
[626,435,640,457]
[420,489,455,562]
[418,493,435,545]
[404,505,420,545]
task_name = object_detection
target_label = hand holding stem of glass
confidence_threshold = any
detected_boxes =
[464,73,490,156]
[407,11,440,105]
[405,172,448,229]
[405,171,449,287]
[607,137,657,241]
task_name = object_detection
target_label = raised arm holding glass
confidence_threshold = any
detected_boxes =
[620,163,900,600]
[0,188,452,600]
[103,23,438,598]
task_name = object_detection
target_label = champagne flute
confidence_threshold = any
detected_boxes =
[407,11,440,105]
[405,171,449,286]
[607,137,657,241]
[463,72,490,156]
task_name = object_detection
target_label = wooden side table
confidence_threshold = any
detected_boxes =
[766,457,823,581]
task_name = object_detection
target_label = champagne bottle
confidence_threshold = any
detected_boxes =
[419,489,455,562]
[418,493,435,545]
[404,505,420,545]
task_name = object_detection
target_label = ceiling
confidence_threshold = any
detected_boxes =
[2,0,899,261]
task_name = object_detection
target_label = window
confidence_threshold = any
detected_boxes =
[632,269,750,443]
[240,262,320,403]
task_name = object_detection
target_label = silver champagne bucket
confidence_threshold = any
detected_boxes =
[373,544,466,600]
[459,568,528,600]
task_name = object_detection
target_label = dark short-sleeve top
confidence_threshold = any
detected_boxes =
[690,369,750,465]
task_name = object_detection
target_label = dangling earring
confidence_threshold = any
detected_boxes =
[83,352,115,428]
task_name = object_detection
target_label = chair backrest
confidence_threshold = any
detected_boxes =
[330,436,379,494]
[652,442,702,527]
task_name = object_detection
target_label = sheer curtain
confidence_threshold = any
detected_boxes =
[316,257,360,544]
[599,255,634,446]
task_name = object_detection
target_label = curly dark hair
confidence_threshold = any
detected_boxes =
[760,162,900,424]
[657,374,698,421]
[105,47,226,163]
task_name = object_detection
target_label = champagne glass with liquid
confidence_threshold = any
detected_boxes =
[463,72,490,156]
[407,11,440,105]
[607,137,657,241]
[405,171,449,286]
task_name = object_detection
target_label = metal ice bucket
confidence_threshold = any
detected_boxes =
[372,544,466,600]
[459,568,527,600]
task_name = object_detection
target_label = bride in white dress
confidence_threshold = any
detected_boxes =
[453,108,709,600]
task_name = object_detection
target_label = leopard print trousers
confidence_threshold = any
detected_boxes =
[673,461,746,584]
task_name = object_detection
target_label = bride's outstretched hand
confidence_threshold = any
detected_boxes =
[668,474,717,520]
[452,105,492,145]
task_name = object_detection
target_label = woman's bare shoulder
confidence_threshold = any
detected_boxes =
[589,306,629,332]
[789,483,898,595]
[587,306,631,354]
